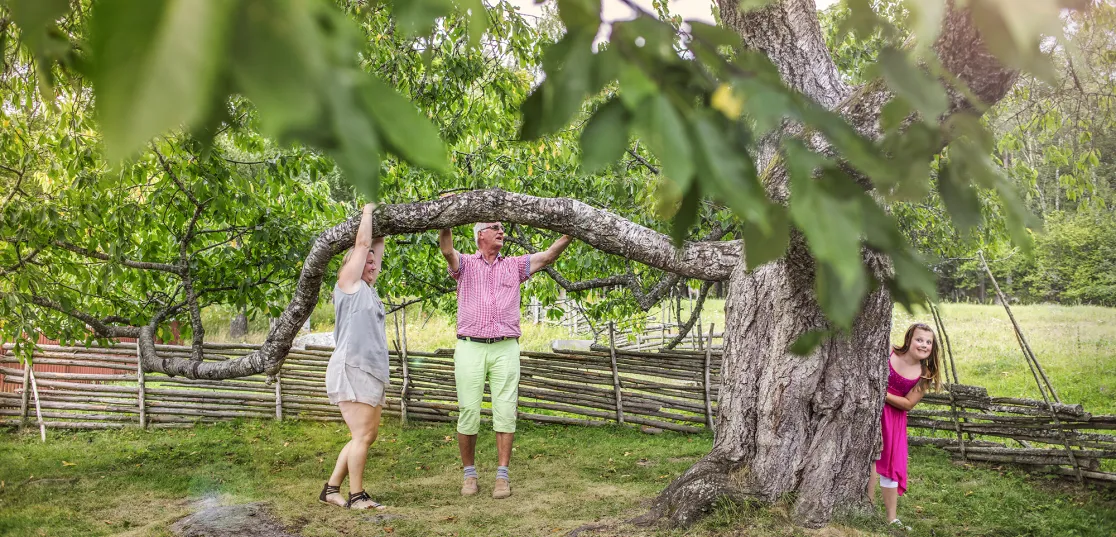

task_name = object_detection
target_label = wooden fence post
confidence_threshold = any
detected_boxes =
[28,368,45,442]
[136,345,147,429]
[608,322,624,425]
[274,376,284,421]
[703,323,714,429]
[400,306,410,426]
[19,360,31,429]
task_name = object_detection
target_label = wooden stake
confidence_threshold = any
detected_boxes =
[136,345,147,429]
[608,322,624,425]
[19,360,31,429]
[979,251,1082,484]
[703,323,715,429]
[28,368,45,442]
[400,306,410,426]
[274,376,284,421]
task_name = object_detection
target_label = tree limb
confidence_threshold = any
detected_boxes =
[53,240,184,274]
[28,295,141,339]
[663,280,714,350]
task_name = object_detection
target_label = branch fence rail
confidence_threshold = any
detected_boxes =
[2,334,1114,485]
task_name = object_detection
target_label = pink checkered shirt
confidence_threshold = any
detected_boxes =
[450,251,532,338]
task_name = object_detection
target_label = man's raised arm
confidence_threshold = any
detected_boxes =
[440,228,460,274]
[529,235,572,275]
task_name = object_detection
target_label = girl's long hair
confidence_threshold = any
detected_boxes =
[892,323,942,392]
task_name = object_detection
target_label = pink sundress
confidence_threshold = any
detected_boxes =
[875,353,922,495]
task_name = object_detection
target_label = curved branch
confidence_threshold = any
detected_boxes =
[28,295,141,339]
[134,190,739,379]
[375,189,739,280]
[663,280,714,350]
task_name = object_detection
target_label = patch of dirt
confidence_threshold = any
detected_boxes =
[170,499,300,537]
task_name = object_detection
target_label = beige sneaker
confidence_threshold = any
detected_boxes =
[492,478,511,499]
[461,476,478,496]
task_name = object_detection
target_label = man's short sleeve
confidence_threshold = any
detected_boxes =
[515,254,531,283]
[448,251,467,280]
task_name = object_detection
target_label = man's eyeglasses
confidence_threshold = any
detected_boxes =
[482,224,504,233]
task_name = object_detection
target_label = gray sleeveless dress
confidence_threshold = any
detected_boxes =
[326,282,390,407]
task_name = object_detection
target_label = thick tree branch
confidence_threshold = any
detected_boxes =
[375,189,739,280]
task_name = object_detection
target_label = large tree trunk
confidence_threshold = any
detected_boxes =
[642,0,1020,528]
[640,241,891,527]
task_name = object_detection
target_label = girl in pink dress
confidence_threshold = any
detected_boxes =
[868,323,942,530]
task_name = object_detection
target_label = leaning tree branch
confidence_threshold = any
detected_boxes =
[28,295,141,339]
[129,190,741,380]
[663,280,714,350]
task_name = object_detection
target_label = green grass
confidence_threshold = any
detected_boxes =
[2,420,1113,537]
[893,303,1116,414]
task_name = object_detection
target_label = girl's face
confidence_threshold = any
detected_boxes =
[910,328,934,360]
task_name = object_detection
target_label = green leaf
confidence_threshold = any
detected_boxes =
[521,30,595,138]
[556,0,601,29]
[327,83,381,200]
[877,47,948,123]
[937,162,983,233]
[633,93,693,189]
[618,63,657,108]
[740,204,789,269]
[579,99,630,175]
[361,76,450,174]
[455,0,489,48]
[815,261,867,330]
[690,114,766,224]
[904,0,946,50]
[518,86,547,141]
[229,0,326,142]
[670,183,702,246]
[944,112,995,154]
[738,0,779,11]
[89,0,238,162]
[880,97,912,134]
[785,144,866,323]
[9,0,70,83]
[995,180,1039,253]
[390,0,455,37]
[789,329,832,356]
[687,21,741,49]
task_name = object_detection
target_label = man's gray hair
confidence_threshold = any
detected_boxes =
[473,222,493,247]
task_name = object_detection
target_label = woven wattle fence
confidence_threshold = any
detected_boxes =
[2,335,1114,484]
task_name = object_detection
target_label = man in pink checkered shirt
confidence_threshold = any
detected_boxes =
[439,220,571,499]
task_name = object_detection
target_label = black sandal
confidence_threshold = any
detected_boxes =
[347,490,386,510]
[319,483,346,507]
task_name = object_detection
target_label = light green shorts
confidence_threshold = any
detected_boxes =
[454,338,520,435]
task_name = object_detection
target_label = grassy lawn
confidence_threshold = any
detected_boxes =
[26,301,1104,536]
[893,303,1116,414]
[2,419,1114,537]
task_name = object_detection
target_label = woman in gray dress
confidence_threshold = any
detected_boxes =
[318,203,390,510]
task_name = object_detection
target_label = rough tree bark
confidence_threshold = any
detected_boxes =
[637,0,1020,528]
[127,189,741,379]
